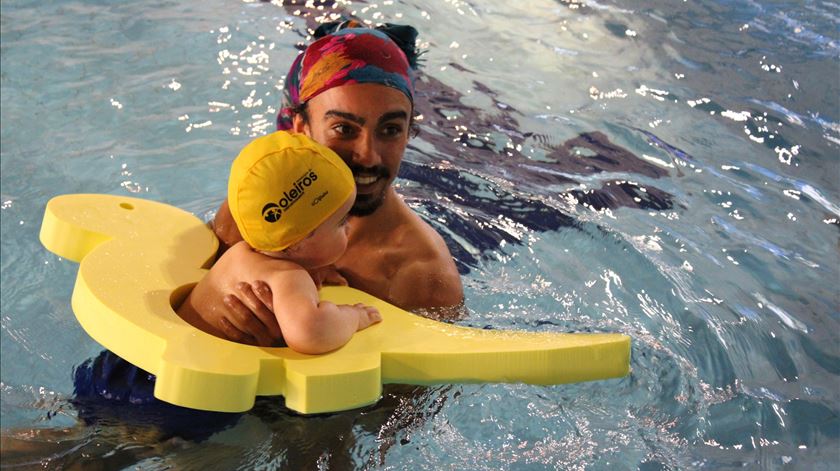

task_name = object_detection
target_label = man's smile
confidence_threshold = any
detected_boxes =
[351,165,390,194]
[354,175,379,186]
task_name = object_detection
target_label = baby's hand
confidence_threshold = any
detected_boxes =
[352,303,381,331]
[309,265,348,289]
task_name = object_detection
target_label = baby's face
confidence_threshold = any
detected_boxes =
[280,190,355,269]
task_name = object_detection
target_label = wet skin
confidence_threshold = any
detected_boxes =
[211,83,464,345]
[293,84,409,217]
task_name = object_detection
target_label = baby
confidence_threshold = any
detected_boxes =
[178,131,381,354]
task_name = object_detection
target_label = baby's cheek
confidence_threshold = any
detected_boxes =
[338,231,349,253]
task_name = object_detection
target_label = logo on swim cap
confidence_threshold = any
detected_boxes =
[262,203,282,222]
[311,191,328,206]
[261,169,319,223]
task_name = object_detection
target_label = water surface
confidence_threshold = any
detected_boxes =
[1,0,838,469]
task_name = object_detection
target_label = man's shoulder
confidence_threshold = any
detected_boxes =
[397,206,451,258]
[345,196,463,309]
[211,199,245,254]
[387,254,463,310]
[388,212,463,308]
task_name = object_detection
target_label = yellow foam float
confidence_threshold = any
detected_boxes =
[40,194,630,414]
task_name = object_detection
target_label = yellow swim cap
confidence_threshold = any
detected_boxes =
[228,131,354,252]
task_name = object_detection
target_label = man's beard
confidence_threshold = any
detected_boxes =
[350,190,386,216]
[349,165,391,217]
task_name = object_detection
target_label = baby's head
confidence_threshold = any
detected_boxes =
[228,131,355,266]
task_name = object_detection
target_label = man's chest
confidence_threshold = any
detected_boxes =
[336,243,399,299]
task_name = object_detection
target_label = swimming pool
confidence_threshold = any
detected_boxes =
[2,0,838,468]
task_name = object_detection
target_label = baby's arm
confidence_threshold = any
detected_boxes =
[266,266,381,354]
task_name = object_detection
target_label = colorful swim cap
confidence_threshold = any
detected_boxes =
[277,22,419,130]
[228,131,354,252]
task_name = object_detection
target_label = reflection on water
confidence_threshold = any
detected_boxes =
[1,0,838,469]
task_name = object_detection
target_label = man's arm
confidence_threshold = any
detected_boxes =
[386,257,464,314]
[385,208,464,313]
[212,199,242,255]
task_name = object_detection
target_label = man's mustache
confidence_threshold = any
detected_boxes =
[349,165,390,180]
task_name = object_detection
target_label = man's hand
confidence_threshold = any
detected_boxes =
[214,266,347,346]
[218,281,282,346]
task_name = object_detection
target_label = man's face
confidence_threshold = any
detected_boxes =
[294,83,412,216]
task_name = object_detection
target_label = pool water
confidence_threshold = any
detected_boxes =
[2,0,838,469]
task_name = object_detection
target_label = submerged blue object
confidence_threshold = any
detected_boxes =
[73,351,240,441]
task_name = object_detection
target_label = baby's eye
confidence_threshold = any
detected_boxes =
[339,214,349,226]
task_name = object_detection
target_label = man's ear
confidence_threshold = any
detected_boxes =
[292,114,308,134]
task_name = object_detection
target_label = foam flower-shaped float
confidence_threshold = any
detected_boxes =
[40,194,630,414]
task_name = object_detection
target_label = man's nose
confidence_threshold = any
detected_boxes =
[350,133,381,168]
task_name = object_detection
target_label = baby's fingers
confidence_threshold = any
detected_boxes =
[365,306,381,324]
[356,305,382,330]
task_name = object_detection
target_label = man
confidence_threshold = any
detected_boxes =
[207,25,464,346]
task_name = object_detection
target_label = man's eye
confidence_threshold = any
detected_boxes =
[332,124,355,136]
[381,124,403,137]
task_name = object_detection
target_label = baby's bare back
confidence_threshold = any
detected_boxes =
[176,241,298,338]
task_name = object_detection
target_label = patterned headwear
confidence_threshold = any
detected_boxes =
[277,22,419,130]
